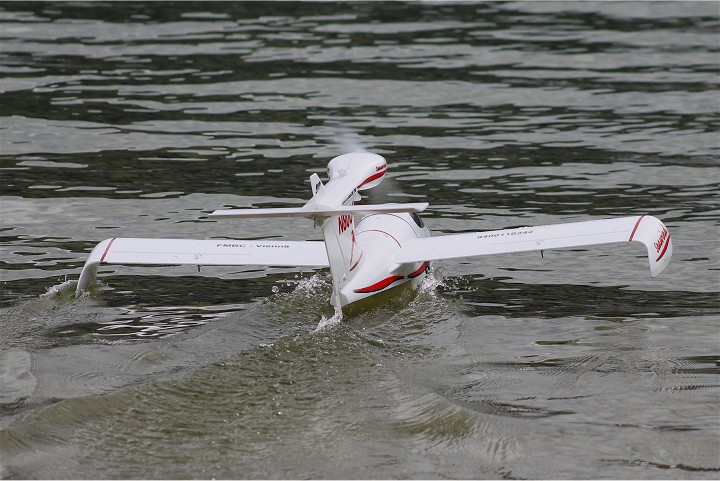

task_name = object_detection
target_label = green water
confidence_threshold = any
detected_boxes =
[1,1,718,479]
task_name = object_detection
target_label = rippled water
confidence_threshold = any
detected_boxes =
[1,1,719,479]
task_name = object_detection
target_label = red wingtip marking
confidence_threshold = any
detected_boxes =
[100,238,117,262]
[656,234,670,261]
[628,215,645,241]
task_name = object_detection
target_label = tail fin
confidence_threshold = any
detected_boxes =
[309,173,325,197]
[322,211,360,310]
[308,171,357,312]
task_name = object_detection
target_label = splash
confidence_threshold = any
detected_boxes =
[419,267,446,294]
[289,273,331,296]
[40,278,77,299]
[313,306,343,333]
[274,273,332,305]
[40,280,77,302]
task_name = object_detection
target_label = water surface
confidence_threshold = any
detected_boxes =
[1,2,718,479]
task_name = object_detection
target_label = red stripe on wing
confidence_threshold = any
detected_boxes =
[656,235,670,261]
[100,238,117,262]
[628,215,645,241]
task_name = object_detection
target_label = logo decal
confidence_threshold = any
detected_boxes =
[654,227,670,261]
[654,228,668,253]
[338,214,352,234]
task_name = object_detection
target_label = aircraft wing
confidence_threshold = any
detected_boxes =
[76,237,329,295]
[209,202,429,219]
[395,215,672,278]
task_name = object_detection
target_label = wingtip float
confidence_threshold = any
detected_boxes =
[76,152,673,317]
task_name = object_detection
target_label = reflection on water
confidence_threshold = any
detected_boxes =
[1,1,718,479]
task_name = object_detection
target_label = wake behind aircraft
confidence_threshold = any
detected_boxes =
[76,152,673,319]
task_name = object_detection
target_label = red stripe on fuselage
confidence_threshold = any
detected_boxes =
[356,229,401,248]
[100,238,117,262]
[350,251,363,272]
[408,261,430,278]
[358,167,386,189]
[353,275,404,294]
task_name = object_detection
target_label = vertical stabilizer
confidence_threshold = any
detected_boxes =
[322,213,358,311]
[309,173,325,197]
[313,153,388,311]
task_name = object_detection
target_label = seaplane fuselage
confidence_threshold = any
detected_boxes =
[340,212,430,306]
[295,152,431,309]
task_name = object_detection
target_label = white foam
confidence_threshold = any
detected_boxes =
[418,267,447,294]
[40,279,76,298]
[313,307,343,333]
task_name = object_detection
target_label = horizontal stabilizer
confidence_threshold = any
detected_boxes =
[395,215,672,278]
[76,237,329,296]
[210,202,429,219]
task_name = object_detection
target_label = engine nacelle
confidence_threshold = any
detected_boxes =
[327,152,387,191]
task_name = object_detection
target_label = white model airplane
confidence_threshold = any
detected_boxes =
[76,152,673,319]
